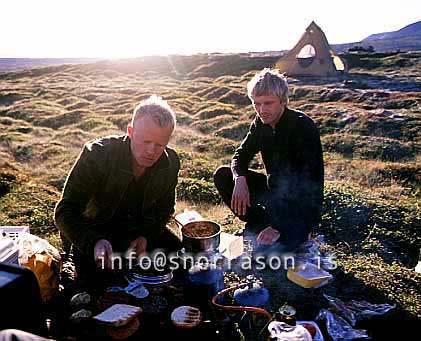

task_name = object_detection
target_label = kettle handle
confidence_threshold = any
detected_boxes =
[211,283,273,321]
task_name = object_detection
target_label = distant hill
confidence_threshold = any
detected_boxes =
[0,58,100,73]
[364,21,421,40]
[1,21,420,72]
[332,21,421,53]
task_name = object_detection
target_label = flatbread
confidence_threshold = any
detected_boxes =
[171,305,202,328]
[106,317,140,339]
[94,304,142,327]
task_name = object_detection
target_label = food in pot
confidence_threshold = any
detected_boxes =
[182,221,219,238]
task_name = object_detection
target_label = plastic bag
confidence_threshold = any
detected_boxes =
[17,233,62,302]
[175,209,204,226]
[268,321,312,341]
[323,294,396,326]
[323,294,357,326]
[294,235,337,271]
[316,308,369,340]
[347,299,396,319]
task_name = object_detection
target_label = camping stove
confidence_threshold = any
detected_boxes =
[181,252,225,310]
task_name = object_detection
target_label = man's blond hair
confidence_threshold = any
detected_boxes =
[247,68,289,104]
[131,95,176,129]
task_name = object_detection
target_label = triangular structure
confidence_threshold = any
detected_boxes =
[276,21,346,77]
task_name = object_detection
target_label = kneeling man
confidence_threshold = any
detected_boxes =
[214,69,324,253]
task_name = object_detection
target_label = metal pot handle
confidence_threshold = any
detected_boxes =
[172,216,184,229]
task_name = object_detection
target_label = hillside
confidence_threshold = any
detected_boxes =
[0,52,420,323]
[364,21,421,41]
[0,58,100,73]
[333,21,421,52]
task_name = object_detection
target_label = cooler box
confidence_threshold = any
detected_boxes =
[0,262,43,334]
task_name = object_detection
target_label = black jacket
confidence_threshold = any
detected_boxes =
[231,107,324,230]
[55,135,180,255]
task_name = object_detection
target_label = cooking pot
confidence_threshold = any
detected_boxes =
[175,219,221,253]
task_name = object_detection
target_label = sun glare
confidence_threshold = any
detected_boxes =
[1,0,420,58]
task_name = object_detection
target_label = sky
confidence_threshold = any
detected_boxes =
[1,0,420,58]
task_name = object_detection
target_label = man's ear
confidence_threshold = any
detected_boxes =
[127,124,133,138]
[280,98,287,107]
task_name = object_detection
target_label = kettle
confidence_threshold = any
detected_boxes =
[233,275,269,310]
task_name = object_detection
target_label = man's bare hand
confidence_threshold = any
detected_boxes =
[231,176,250,216]
[256,226,280,245]
[94,239,113,270]
[127,236,147,258]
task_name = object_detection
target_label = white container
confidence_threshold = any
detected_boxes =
[287,262,332,288]
[0,238,18,263]
[0,226,30,241]
[0,226,30,264]
[219,232,243,260]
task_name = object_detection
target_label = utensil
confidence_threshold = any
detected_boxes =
[106,275,149,299]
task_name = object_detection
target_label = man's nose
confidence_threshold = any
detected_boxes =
[145,144,157,154]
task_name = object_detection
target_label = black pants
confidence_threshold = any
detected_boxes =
[73,227,182,287]
[214,166,310,251]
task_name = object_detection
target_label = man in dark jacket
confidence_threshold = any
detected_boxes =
[55,95,181,280]
[214,69,324,252]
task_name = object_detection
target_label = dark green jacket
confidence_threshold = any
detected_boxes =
[55,135,180,256]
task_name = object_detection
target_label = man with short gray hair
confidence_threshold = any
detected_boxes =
[214,68,324,252]
[55,95,181,283]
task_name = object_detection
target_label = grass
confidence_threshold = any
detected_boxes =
[0,51,419,320]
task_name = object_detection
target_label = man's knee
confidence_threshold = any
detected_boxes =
[0,329,49,341]
[213,165,232,188]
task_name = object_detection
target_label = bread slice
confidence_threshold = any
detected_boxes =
[171,306,202,328]
[94,304,142,327]
[106,316,140,339]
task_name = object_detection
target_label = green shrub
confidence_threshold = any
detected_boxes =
[177,178,221,204]
[179,157,216,182]
[108,114,131,130]
[322,134,415,161]
[1,109,33,122]
[197,107,233,120]
[33,111,82,129]
[12,126,33,134]
[28,207,55,234]
[321,182,420,265]
[40,146,67,160]
[174,111,194,125]
[76,118,106,131]
[0,118,14,125]
[0,171,16,197]
[216,122,249,141]
[219,90,250,106]
[13,145,33,161]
